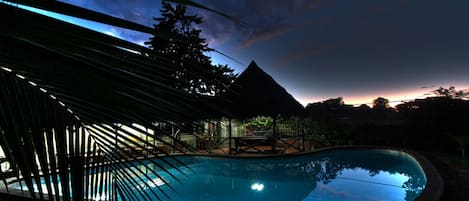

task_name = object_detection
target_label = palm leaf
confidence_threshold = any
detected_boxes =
[167,0,246,25]
[0,1,234,200]
[2,0,242,32]
[2,0,154,34]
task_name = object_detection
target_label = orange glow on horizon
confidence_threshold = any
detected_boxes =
[297,84,469,108]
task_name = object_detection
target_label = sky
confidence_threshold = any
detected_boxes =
[15,0,469,106]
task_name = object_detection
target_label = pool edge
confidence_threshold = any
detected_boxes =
[191,145,444,201]
[311,146,444,201]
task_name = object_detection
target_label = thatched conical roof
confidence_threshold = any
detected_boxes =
[222,61,304,118]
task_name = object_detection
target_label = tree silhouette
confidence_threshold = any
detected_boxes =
[432,86,469,99]
[395,97,469,151]
[145,1,235,95]
[372,97,390,110]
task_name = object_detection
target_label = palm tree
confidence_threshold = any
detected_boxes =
[0,0,229,200]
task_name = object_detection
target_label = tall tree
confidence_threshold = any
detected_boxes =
[146,1,235,95]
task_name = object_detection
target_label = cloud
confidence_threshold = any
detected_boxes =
[62,0,331,50]
[240,18,333,49]
[238,23,293,49]
[195,0,329,49]
[367,0,412,14]
[274,44,337,67]
[306,0,323,10]
[420,85,435,89]
[61,0,160,45]
[63,0,157,23]
[194,10,238,47]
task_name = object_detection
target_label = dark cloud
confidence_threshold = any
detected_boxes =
[366,0,411,14]
[238,23,292,49]
[195,0,329,49]
[61,0,330,48]
[306,0,322,10]
[61,0,161,44]
[274,44,337,67]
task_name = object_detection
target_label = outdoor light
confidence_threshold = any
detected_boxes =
[15,74,25,79]
[251,182,264,192]
[0,66,12,72]
[147,178,165,188]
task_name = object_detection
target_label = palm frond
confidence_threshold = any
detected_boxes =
[2,0,243,32]
[2,0,154,34]
[0,2,225,200]
[166,0,246,25]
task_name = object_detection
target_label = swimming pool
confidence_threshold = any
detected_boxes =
[127,148,427,201]
[8,148,427,200]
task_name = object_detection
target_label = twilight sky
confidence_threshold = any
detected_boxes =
[28,0,469,106]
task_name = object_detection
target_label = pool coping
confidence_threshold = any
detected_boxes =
[190,145,444,201]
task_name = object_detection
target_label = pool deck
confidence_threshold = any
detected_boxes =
[421,152,469,201]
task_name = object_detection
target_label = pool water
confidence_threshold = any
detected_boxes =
[8,149,426,200]
[132,149,426,201]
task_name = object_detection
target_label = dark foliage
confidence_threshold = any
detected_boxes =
[396,97,469,151]
[305,96,469,155]
[145,1,236,96]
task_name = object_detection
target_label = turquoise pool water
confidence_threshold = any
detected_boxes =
[9,149,427,200]
[130,149,427,201]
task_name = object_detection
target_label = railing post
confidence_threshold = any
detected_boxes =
[272,116,276,153]
[302,120,305,151]
[171,125,175,154]
[228,118,232,155]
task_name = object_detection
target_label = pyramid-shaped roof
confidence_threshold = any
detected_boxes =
[223,61,304,118]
